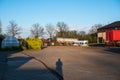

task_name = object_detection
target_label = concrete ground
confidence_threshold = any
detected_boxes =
[0,46,120,80]
[0,51,58,80]
[0,51,7,80]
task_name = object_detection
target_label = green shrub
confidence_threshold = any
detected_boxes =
[21,38,43,50]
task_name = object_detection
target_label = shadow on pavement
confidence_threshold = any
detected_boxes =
[0,51,22,80]
[56,59,63,77]
[55,58,64,80]
[104,47,120,54]
[0,51,64,80]
[5,68,59,80]
[7,56,32,69]
[42,58,64,80]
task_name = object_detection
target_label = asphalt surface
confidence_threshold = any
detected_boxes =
[0,51,7,80]
[0,46,120,80]
[0,51,58,80]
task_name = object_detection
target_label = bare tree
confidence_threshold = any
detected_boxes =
[88,24,103,43]
[7,21,21,37]
[89,24,102,34]
[0,20,2,34]
[45,24,55,38]
[57,22,69,37]
[78,31,86,36]
[31,23,44,38]
[57,22,69,32]
[67,30,77,38]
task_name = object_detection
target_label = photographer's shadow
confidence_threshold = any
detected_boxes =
[55,58,64,80]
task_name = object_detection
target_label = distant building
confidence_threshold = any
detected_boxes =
[97,21,120,43]
[57,38,78,46]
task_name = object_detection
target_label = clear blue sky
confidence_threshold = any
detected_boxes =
[0,0,120,37]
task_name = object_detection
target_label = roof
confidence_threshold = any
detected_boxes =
[2,36,19,48]
[97,21,120,32]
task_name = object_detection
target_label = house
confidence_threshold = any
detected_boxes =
[97,21,120,43]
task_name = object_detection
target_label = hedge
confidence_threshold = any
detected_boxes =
[21,38,43,50]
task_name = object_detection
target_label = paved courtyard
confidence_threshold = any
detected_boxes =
[0,46,120,80]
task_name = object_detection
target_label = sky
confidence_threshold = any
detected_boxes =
[0,0,120,38]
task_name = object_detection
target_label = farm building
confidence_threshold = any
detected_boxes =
[57,38,78,46]
[97,21,120,43]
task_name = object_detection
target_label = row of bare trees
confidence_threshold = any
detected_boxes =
[0,20,102,43]
[0,20,54,38]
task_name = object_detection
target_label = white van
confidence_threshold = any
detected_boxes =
[73,40,88,46]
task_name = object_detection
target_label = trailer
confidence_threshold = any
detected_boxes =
[57,38,78,46]
[106,30,120,47]
[73,40,88,46]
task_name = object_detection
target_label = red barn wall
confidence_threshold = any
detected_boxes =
[106,30,120,41]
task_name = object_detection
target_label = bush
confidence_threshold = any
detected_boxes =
[0,34,5,49]
[21,38,43,50]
